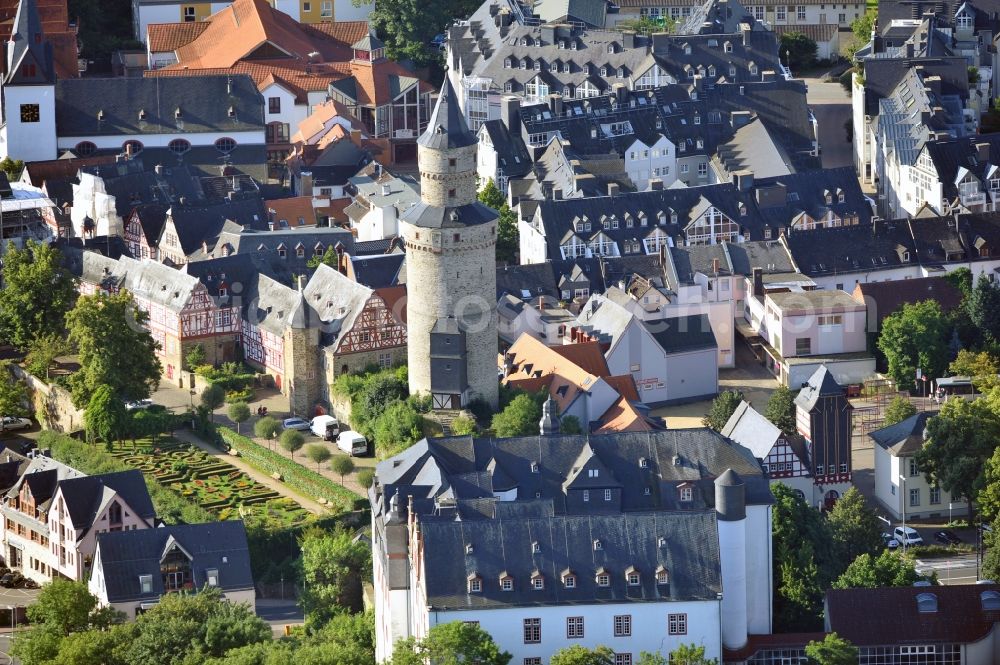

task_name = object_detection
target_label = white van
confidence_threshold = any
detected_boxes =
[336,430,368,456]
[310,415,340,441]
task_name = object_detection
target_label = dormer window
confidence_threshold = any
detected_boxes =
[658,536,667,548]
[531,461,540,473]
[138,109,147,120]
[593,539,603,551]
[679,486,693,502]
[563,571,577,588]
[500,573,514,591]
[465,543,474,555]
[626,566,640,586]
[206,568,219,587]
[596,568,610,587]
[656,566,669,584]
[174,107,182,119]
[468,573,482,593]
[531,571,545,590]
[532,541,541,553]
[643,487,651,495]
[139,574,152,594]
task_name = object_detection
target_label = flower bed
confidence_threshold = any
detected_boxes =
[218,427,363,512]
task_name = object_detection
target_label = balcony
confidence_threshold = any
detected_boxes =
[960,191,987,207]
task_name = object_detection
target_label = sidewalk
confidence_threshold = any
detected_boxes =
[172,428,331,516]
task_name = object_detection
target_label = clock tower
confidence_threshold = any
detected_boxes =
[0,0,58,163]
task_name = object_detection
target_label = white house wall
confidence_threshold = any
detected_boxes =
[57,130,265,152]
[426,600,723,664]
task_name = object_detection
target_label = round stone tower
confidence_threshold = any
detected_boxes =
[399,81,500,410]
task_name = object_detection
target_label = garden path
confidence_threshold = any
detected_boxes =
[172,429,330,516]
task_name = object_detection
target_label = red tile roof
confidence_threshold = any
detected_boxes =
[825,584,1000,647]
[147,21,209,53]
[265,196,316,227]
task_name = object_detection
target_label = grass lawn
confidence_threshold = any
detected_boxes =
[110,437,312,528]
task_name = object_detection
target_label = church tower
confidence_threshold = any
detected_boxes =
[0,0,57,163]
[400,81,499,410]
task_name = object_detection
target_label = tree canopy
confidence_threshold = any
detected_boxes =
[478,179,519,263]
[279,429,306,457]
[882,396,917,426]
[0,361,30,419]
[780,32,818,69]
[968,275,1000,345]
[84,385,129,446]
[833,550,928,589]
[390,621,511,665]
[764,385,797,436]
[550,645,615,665]
[949,349,1000,391]
[300,528,372,626]
[877,299,950,390]
[0,240,77,350]
[918,394,1000,521]
[491,392,543,437]
[805,633,858,665]
[65,291,162,408]
[827,486,884,565]
[703,390,744,431]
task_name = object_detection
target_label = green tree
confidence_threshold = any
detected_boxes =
[200,384,226,421]
[703,390,744,431]
[827,486,884,565]
[0,157,24,180]
[228,402,252,434]
[130,407,172,445]
[351,371,409,435]
[478,179,519,262]
[112,588,270,665]
[357,467,376,488]
[982,533,1000,581]
[330,455,355,485]
[637,654,669,665]
[764,385,796,435]
[877,300,950,390]
[300,528,372,624]
[184,343,206,371]
[66,291,162,408]
[560,414,584,434]
[24,332,69,380]
[307,245,339,269]
[833,549,928,588]
[305,443,332,472]
[550,645,616,665]
[977,445,1000,526]
[279,429,305,458]
[617,15,676,34]
[84,385,128,446]
[883,396,917,426]
[450,415,477,435]
[968,275,1000,345]
[847,8,875,56]
[254,416,281,449]
[805,633,858,665]
[0,240,77,350]
[667,644,717,665]
[918,395,1000,522]
[492,392,543,437]
[780,32,818,69]
[371,400,424,456]
[949,349,1000,391]
[390,621,511,665]
[0,360,29,419]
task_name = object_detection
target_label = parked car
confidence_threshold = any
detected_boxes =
[124,399,153,411]
[893,526,925,546]
[282,417,311,431]
[881,532,900,550]
[336,430,368,456]
[0,416,31,431]
[934,530,962,546]
[0,573,14,587]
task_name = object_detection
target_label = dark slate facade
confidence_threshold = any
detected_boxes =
[794,366,853,500]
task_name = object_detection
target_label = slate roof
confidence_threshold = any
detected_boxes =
[57,470,156,534]
[825,583,1000,647]
[419,80,477,150]
[725,239,795,275]
[924,133,1000,202]
[419,510,721,609]
[794,365,844,410]
[165,194,269,258]
[54,75,264,137]
[5,0,54,85]
[531,0,607,26]
[95,521,253,604]
[861,55,968,117]
[480,119,532,179]
[869,411,932,456]
[642,314,717,353]
[877,67,967,168]
[349,253,405,288]
[5,456,83,509]
[401,201,498,229]
[853,276,962,326]
[783,220,916,278]
[303,263,377,352]
[721,400,780,459]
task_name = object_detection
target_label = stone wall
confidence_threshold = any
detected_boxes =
[417,143,477,207]
[11,365,85,434]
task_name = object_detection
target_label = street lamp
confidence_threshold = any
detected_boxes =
[8,605,14,652]
[900,474,908,553]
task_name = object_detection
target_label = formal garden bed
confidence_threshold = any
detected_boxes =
[107,438,312,528]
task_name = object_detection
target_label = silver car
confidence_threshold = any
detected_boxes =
[282,417,311,431]
[0,416,31,431]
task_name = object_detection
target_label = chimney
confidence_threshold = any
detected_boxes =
[553,188,563,200]
[905,42,914,58]
[733,170,754,192]
[712,257,720,274]
[297,274,307,292]
[614,83,628,106]
[977,142,990,164]
[608,182,620,197]
[752,267,763,298]
[501,95,520,131]
[503,352,515,377]
[300,171,314,197]
[154,164,163,175]
[872,216,882,236]
[350,129,363,146]
[268,220,275,231]
[755,183,786,208]
[381,182,391,196]
[590,127,598,139]
[649,179,664,191]
[548,93,564,117]
[622,30,636,49]
[540,24,555,44]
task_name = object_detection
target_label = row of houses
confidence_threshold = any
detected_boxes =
[0,444,252,618]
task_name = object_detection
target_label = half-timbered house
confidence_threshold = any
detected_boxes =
[722,400,813,500]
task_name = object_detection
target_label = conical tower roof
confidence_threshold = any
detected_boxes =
[5,0,54,85]
[417,80,477,151]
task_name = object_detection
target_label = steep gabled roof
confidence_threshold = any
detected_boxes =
[869,411,932,456]
[57,470,155,534]
[794,365,844,411]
